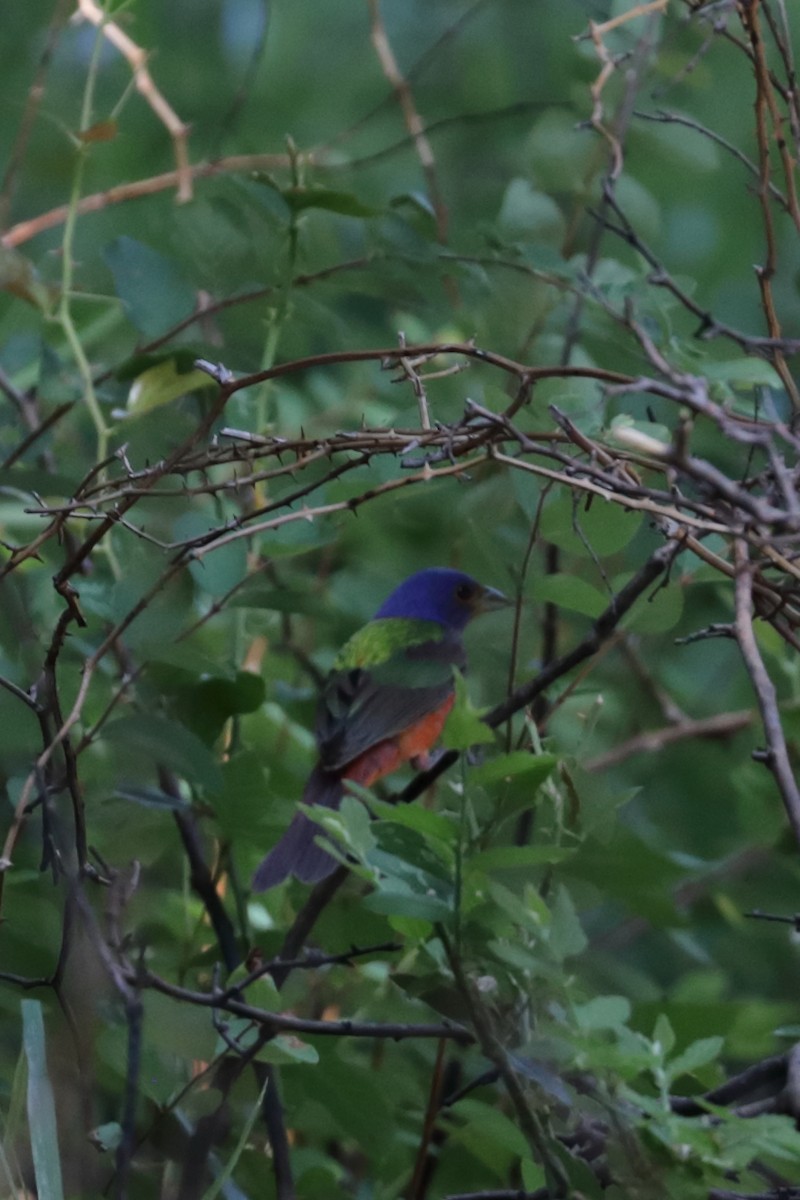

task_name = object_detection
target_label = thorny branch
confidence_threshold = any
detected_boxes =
[3,322,800,894]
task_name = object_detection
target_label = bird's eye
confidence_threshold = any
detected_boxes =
[455,583,473,601]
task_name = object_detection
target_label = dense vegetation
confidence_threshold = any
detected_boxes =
[3,1,800,1197]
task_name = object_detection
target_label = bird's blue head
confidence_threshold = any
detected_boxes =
[375,568,507,632]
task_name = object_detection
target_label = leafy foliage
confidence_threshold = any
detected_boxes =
[1,2,800,1199]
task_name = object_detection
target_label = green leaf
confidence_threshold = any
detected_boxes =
[256,1035,319,1066]
[621,571,683,634]
[442,672,495,750]
[468,845,573,873]
[224,963,281,1011]
[102,714,223,791]
[115,347,204,382]
[551,1138,604,1198]
[212,751,269,840]
[300,1056,394,1155]
[0,468,81,497]
[521,1160,547,1193]
[548,886,588,961]
[453,1097,531,1159]
[487,939,543,972]
[265,517,337,558]
[498,178,565,241]
[389,191,438,237]
[702,357,784,390]
[387,915,433,939]
[653,1012,676,1057]
[668,1036,724,1082]
[176,671,266,745]
[125,359,210,416]
[574,995,631,1032]
[533,573,608,617]
[372,822,452,880]
[722,1113,800,1165]
[269,181,382,217]
[211,1016,260,1057]
[614,175,662,243]
[367,796,456,844]
[144,991,216,1063]
[540,492,643,556]
[364,888,452,921]
[488,880,551,932]
[22,1000,64,1200]
[331,793,377,861]
[470,751,557,789]
[524,110,593,191]
[290,187,382,216]
[227,583,328,614]
[104,236,195,337]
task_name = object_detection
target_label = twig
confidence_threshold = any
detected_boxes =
[128,966,474,1042]
[1,152,297,249]
[584,709,753,771]
[2,103,535,250]
[409,1038,448,1200]
[0,0,70,226]
[166,771,239,973]
[634,109,788,208]
[441,930,569,1195]
[75,0,192,201]
[734,0,800,407]
[0,402,75,470]
[581,0,669,178]
[367,0,447,241]
[733,539,800,846]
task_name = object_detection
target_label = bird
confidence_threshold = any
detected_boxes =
[252,567,507,890]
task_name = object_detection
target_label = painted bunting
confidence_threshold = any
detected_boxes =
[252,568,507,890]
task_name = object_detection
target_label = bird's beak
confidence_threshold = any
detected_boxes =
[475,584,510,614]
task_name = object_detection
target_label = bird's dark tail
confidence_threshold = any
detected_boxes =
[251,765,343,891]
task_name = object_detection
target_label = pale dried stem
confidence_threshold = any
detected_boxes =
[76,0,193,201]
[2,153,297,249]
[584,0,669,178]
[490,450,730,535]
[366,0,447,241]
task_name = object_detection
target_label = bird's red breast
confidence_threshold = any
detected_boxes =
[342,693,455,788]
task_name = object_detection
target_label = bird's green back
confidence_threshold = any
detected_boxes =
[334,618,444,671]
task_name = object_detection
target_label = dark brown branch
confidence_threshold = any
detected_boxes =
[165,771,240,974]
[131,967,474,1043]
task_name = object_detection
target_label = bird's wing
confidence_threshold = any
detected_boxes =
[316,634,465,771]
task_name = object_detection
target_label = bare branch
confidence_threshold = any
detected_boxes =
[733,538,800,846]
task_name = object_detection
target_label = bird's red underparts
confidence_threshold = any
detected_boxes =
[340,693,455,789]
